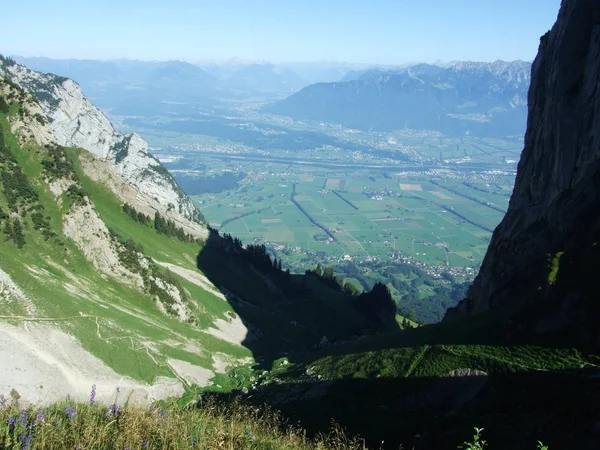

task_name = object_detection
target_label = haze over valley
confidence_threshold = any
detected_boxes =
[12,55,530,323]
[2,1,599,449]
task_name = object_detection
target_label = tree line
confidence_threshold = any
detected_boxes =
[122,203,201,244]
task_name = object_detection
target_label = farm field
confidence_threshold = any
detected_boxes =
[181,158,511,270]
[111,107,520,320]
[117,108,520,284]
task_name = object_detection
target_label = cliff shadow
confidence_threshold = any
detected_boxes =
[196,228,401,369]
[198,367,600,450]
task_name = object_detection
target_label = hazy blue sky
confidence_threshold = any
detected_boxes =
[5,0,561,64]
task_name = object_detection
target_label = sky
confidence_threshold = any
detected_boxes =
[5,0,562,64]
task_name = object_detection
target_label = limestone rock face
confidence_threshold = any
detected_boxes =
[2,62,206,236]
[445,0,600,347]
[0,61,54,147]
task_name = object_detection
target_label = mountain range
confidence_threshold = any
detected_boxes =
[265,60,531,137]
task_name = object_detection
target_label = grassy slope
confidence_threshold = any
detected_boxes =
[237,311,600,449]
[0,113,251,387]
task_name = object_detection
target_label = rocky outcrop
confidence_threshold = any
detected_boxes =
[445,0,600,348]
[78,152,207,239]
[63,201,144,288]
[1,61,206,236]
[0,61,54,147]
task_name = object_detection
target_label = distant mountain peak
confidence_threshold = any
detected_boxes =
[265,60,531,137]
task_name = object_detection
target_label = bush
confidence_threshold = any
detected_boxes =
[0,96,9,114]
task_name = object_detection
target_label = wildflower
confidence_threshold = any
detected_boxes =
[8,416,16,427]
[89,384,96,406]
[35,408,46,426]
[191,437,198,447]
[74,445,82,450]
[64,405,77,420]
[19,408,28,424]
[105,404,120,419]
[141,440,147,448]
[19,433,33,450]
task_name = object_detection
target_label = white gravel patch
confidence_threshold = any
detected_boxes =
[0,322,183,405]
[167,359,214,387]
[153,260,227,301]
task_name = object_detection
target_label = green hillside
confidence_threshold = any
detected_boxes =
[0,84,403,400]
[0,107,250,386]
[208,314,599,449]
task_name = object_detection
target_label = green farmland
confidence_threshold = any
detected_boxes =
[183,160,511,271]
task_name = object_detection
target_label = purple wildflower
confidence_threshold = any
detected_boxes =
[64,405,77,420]
[19,408,28,424]
[8,416,16,427]
[191,436,198,447]
[19,433,33,450]
[74,445,82,450]
[105,404,120,419]
[141,440,147,448]
[89,384,96,406]
[35,408,46,426]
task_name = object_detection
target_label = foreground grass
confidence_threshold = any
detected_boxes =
[0,393,550,450]
[0,394,366,450]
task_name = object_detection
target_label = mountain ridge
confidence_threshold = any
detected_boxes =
[264,59,531,137]
[1,57,207,234]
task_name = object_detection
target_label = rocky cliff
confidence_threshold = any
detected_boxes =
[445,0,600,348]
[0,59,207,238]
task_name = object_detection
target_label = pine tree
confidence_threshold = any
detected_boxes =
[315,264,322,277]
[3,218,12,240]
[11,218,25,248]
[323,267,334,280]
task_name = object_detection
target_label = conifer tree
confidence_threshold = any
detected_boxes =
[11,218,25,248]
